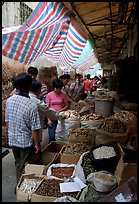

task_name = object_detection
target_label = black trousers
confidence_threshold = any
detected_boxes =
[11,145,35,184]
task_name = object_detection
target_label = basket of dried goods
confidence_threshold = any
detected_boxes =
[87,171,117,193]
[89,144,120,173]
[109,111,137,135]
[80,113,104,129]
[95,118,129,146]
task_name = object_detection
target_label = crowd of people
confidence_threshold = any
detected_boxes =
[5,66,108,188]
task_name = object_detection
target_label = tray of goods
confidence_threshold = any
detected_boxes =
[46,163,76,179]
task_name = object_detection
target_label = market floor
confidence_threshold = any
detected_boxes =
[2,128,49,202]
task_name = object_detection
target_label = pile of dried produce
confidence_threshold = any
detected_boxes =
[63,143,90,154]
[97,118,127,134]
[68,128,96,147]
[35,179,79,198]
[79,184,108,202]
[51,167,74,179]
[93,91,112,99]
[93,146,116,159]
[114,101,137,112]
[81,113,103,121]
[59,110,80,120]
[81,153,96,179]
[109,111,137,135]
[19,177,42,195]
[69,100,88,112]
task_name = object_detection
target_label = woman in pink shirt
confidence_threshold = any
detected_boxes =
[45,79,69,143]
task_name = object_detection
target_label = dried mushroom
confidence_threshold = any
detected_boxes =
[97,118,127,133]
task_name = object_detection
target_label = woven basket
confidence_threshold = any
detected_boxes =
[95,128,129,146]
[95,98,114,117]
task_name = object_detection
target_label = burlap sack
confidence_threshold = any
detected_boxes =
[109,111,137,135]
[68,128,96,148]
[81,119,104,129]
[95,128,129,146]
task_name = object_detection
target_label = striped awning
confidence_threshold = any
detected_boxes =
[2,2,88,66]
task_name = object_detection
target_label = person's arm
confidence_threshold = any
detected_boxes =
[30,105,42,153]
[59,103,69,112]
[32,129,41,153]
[66,94,76,104]
[74,84,85,101]
[47,117,52,127]
[37,99,60,120]
[70,82,77,91]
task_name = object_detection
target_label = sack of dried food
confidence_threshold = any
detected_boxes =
[89,144,120,173]
[67,128,96,148]
[80,113,104,129]
[46,163,76,180]
[109,111,137,135]
[87,171,117,193]
[95,118,129,146]
[74,151,90,184]
[55,118,81,143]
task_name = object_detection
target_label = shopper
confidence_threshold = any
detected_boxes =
[45,78,69,143]
[91,75,99,92]
[5,73,41,185]
[27,66,38,81]
[39,69,58,128]
[59,73,75,103]
[10,66,39,96]
[70,73,85,101]
[29,80,62,142]
[83,74,92,95]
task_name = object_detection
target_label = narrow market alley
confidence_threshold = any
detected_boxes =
[2,2,137,202]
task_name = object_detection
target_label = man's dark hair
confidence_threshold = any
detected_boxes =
[30,80,42,92]
[27,66,38,75]
[59,74,71,80]
[53,78,63,89]
[15,73,32,92]
[75,73,81,78]
[12,76,18,89]
[87,74,91,79]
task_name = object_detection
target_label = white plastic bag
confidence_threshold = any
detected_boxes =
[74,151,90,184]
[56,118,81,143]
[54,195,79,202]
